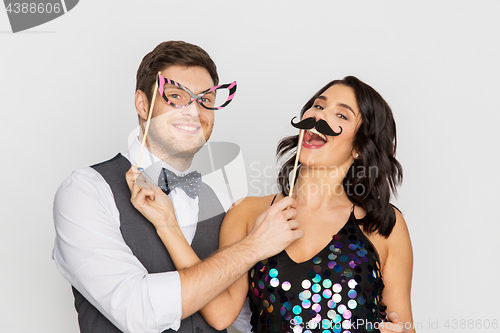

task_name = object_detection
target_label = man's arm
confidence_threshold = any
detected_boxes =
[126,167,303,320]
[53,168,182,333]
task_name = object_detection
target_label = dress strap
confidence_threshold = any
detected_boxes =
[270,193,279,206]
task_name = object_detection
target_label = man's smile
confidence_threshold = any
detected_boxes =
[173,123,201,134]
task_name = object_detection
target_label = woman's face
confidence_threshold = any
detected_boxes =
[299,84,362,171]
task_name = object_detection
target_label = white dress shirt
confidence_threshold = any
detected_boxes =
[53,138,250,333]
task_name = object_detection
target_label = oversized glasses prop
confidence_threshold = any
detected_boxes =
[158,73,237,111]
[136,72,237,167]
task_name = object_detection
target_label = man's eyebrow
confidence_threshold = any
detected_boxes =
[316,96,357,116]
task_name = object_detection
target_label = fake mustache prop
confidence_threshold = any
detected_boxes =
[287,117,342,198]
[290,117,342,136]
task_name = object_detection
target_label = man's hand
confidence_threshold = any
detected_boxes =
[380,312,409,333]
[245,196,304,261]
[125,166,178,229]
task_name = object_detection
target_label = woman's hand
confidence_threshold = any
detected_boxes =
[379,312,410,333]
[125,166,178,229]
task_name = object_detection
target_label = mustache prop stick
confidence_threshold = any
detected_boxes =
[288,117,342,197]
[137,71,161,167]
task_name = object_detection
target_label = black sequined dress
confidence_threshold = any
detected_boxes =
[248,209,387,333]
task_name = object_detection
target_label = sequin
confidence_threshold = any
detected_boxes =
[270,294,276,303]
[250,269,255,278]
[294,315,303,324]
[328,253,337,260]
[344,269,353,277]
[337,304,346,314]
[312,284,321,293]
[312,274,321,283]
[268,305,274,313]
[332,283,342,293]
[302,279,311,289]
[293,326,302,333]
[333,264,342,273]
[327,309,336,319]
[348,244,357,250]
[322,289,332,299]
[313,265,322,273]
[282,281,291,291]
[302,290,311,300]
[332,313,342,323]
[284,302,292,310]
[322,319,331,329]
[339,255,348,262]
[280,307,286,316]
[348,290,357,298]
[263,300,269,308]
[312,314,322,322]
[270,278,279,287]
[319,279,330,289]
[327,299,336,309]
[332,294,342,303]
[333,326,341,333]
[313,257,322,264]
[342,320,352,329]
[334,242,343,249]
[258,281,264,289]
[312,294,321,303]
[312,303,322,313]
[269,268,278,278]
[293,305,302,314]
[348,279,357,289]
[348,300,357,309]
[357,295,366,305]
[343,309,352,319]
[302,300,311,308]
[328,261,336,269]
[332,234,341,241]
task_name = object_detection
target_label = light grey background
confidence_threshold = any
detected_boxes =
[1,1,499,332]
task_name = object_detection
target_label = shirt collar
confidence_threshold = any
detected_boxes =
[127,137,195,184]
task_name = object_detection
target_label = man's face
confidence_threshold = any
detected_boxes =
[141,65,215,160]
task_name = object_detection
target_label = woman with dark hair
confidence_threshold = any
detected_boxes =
[128,76,414,333]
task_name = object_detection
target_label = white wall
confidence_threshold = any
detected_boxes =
[1,1,499,332]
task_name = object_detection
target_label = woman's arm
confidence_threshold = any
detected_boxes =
[379,209,416,333]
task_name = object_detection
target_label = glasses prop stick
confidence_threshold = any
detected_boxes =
[137,71,161,167]
[288,129,305,198]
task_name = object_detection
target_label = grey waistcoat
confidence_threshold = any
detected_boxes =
[72,154,226,333]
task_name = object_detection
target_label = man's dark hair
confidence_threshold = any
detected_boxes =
[136,41,219,104]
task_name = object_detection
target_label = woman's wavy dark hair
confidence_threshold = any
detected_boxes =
[276,76,403,237]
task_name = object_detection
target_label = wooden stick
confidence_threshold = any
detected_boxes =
[288,129,305,197]
[137,72,160,167]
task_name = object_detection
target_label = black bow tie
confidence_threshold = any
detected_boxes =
[158,168,202,199]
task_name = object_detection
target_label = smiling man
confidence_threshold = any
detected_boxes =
[52,41,303,333]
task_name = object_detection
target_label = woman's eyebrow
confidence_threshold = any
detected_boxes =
[337,103,357,116]
[317,96,357,116]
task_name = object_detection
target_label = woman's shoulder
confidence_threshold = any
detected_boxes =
[223,194,281,231]
[359,206,411,270]
[230,194,279,212]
